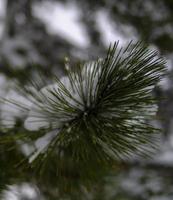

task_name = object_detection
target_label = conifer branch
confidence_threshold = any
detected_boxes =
[1,41,166,176]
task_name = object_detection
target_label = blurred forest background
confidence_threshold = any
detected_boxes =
[0,0,173,199]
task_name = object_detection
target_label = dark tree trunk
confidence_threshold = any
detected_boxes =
[5,0,32,37]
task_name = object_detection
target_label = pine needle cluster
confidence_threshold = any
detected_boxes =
[1,41,166,176]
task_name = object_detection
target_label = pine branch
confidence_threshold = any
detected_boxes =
[1,41,166,177]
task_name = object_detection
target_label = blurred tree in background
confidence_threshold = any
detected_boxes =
[0,0,173,199]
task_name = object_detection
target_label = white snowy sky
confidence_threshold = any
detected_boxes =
[95,9,130,46]
[0,0,136,47]
[33,1,135,48]
[33,1,90,48]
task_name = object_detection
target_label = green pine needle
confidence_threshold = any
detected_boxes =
[1,41,166,176]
